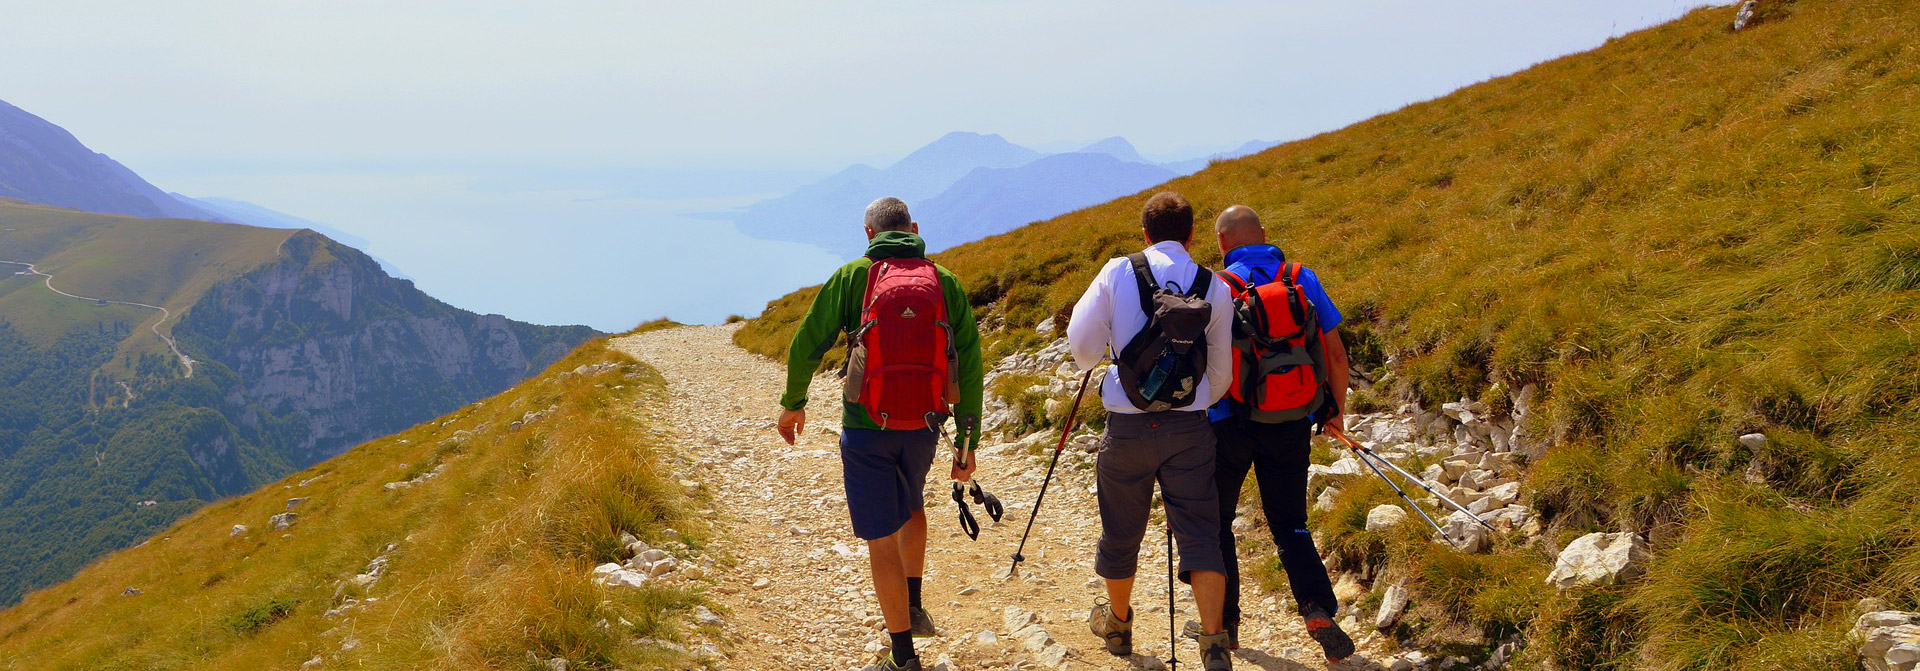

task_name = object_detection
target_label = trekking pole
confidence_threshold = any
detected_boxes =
[1323,426,1462,547]
[1007,367,1097,576]
[1165,502,1180,671]
[1327,426,1499,536]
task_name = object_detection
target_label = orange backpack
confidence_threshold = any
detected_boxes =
[1218,262,1330,423]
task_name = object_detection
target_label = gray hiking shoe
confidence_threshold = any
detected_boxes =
[1303,605,1355,662]
[1197,629,1233,670]
[908,607,938,637]
[1088,597,1133,656]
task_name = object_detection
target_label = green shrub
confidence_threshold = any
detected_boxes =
[227,597,300,635]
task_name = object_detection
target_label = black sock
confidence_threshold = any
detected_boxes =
[890,630,916,661]
[906,577,923,610]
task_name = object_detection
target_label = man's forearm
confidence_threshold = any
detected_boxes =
[1326,329,1351,413]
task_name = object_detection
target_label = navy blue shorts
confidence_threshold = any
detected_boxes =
[840,427,938,540]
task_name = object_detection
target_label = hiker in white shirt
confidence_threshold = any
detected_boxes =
[1065,191,1239,670]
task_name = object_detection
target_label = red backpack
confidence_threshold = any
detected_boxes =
[1219,262,1330,423]
[842,258,959,430]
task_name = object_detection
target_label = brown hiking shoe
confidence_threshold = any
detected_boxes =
[1197,629,1233,670]
[1087,597,1133,656]
[1184,618,1240,650]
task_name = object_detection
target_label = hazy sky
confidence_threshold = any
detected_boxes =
[0,0,1709,330]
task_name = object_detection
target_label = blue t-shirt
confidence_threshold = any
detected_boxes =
[1208,244,1343,423]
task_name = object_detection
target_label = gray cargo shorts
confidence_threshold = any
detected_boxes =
[1094,410,1226,583]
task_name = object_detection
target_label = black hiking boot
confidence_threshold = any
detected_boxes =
[1303,605,1355,662]
[1197,629,1234,670]
[908,607,938,637]
[1088,597,1133,656]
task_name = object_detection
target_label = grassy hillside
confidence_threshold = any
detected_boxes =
[0,335,715,670]
[740,1,1919,668]
[0,198,295,384]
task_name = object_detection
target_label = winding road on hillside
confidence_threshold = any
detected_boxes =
[0,259,195,378]
[613,324,1386,671]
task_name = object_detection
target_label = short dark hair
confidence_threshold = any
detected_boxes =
[1141,192,1193,243]
[865,197,913,232]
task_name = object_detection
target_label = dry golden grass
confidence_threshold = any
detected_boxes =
[0,337,712,671]
[741,1,1919,667]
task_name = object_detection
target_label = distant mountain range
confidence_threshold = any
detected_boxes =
[731,131,1277,255]
[0,99,223,221]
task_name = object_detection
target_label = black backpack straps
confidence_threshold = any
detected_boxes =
[1186,264,1211,298]
[1217,270,1247,295]
[1126,253,1159,316]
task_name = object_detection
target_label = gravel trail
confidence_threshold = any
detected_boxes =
[613,324,1384,670]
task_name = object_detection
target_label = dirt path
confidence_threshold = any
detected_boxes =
[0,259,195,377]
[613,324,1385,671]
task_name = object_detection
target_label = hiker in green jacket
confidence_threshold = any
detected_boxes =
[776,197,985,671]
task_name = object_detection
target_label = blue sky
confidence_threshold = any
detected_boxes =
[0,0,1710,330]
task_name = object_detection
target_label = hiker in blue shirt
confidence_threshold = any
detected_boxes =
[1206,205,1356,663]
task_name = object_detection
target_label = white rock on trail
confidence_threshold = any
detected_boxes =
[1738,432,1769,451]
[1856,610,1920,671]
[1375,582,1410,630]
[1365,504,1408,531]
[1547,532,1650,590]
[269,512,298,530]
[1438,510,1492,553]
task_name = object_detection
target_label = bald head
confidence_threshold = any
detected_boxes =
[1215,205,1266,252]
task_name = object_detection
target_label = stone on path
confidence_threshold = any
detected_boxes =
[1547,532,1650,590]
[1365,504,1407,531]
[1856,610,1920,671]
[1376,582,1410,630]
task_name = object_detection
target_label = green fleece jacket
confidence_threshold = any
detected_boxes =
[781,231,984,450]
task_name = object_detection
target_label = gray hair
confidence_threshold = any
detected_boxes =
[865,197,913,232]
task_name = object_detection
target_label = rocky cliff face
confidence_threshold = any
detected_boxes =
[177,231,594,465]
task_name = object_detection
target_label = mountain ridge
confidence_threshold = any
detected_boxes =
[0,99,225,222]
[731,131,1271,256]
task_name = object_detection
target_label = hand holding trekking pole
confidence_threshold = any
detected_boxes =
[950,448,976,482]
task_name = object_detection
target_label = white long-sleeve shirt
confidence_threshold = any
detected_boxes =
[1066,240,1235,414]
